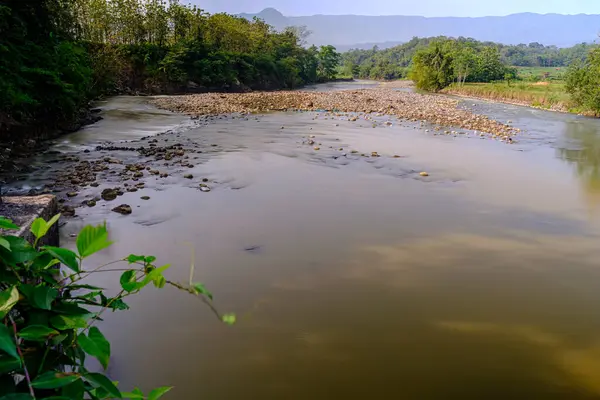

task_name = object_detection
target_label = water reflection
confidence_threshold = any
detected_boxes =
[557,120,600,207]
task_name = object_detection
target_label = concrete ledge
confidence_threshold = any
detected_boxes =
[0,195,59,246]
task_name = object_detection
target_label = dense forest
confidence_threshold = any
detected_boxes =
[341,37,594,81]
[0,0,340,140]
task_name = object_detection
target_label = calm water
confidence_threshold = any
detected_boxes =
[17,87,600,399]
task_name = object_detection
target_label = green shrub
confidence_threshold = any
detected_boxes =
[0,215,234,399]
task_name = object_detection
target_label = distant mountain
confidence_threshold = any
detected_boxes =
[239,9,600,48]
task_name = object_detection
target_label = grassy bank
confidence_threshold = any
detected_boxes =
[442,81,574,112]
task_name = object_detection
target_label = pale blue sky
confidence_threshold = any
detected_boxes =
[194,0,600,17]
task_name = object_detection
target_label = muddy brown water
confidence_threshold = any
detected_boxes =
[6,85,600,399]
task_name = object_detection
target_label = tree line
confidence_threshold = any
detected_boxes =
[407,38,516,91]
[341,37,594,81]
[356,35,600,115]
[0,0,340,139]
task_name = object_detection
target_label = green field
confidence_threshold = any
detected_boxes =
[515,66,567,82]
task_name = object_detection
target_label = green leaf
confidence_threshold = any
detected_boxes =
[61,378,85,399]
[0,217,18,230]
[153,275,166,289]
[39,397,71,400]
[44,246,79,272]
[144,256,156,264]
[141,264,171,288]
[84,372,121,398]
[148,386,173,400]
[20,285,58,310]
[68,284,104,291]
[18,325,59,341]
[78,327,110,370]
[51,334,68,346]
[125,254,145,264]
[32,371,81,389]
[50,315,88,330]
[45,214,61,233]
[0,287,18,319]
[121,388,144,399]
[76,223,113,259]
[221,313,237,326]
[35,286,58,310]
[119,270,138,292]
[0,394,34,400]
[0,357,21,374]
[192,283,213,300]
[0,238,10,251]
[0,237,38,264]
[107,298,129,311]
[52,302,92,316]
[30,217,46,240]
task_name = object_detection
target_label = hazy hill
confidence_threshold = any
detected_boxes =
[239,8,600,48]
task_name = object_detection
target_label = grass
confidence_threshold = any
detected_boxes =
[442,81,574,112]
[515,66,566,82]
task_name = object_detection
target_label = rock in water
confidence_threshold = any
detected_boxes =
[140,196,150,200]
[101,188,118,201]
[61,205,76,217]
[419,172,429,177]
[184,174,193,179]
[199,183,211,192]
[112,204,132,215]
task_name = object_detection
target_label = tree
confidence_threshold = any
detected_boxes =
[566,47,600,114]
[452,45,476,85]
[473,46,507,82]
[317,45,341,81]
[409,40,454,91]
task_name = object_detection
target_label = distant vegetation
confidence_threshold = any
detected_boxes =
[339,35,600,115]
[340,37,593,81]
[0,0,340,140]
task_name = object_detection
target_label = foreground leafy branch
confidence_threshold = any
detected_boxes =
[0,215,234,400]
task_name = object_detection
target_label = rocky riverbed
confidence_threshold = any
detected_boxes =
[152,88,517,138]
[1,88,523,222]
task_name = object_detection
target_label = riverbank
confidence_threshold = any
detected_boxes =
[153,88,515,138]
[442,82,575,114]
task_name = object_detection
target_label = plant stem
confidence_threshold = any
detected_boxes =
[58,259,125,286]
[167,280,222,321]
[9,315,36,400]
[37,346,51,376]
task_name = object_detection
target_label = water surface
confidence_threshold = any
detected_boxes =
[14,88,600,399]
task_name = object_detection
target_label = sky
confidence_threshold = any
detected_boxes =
[194,0,600,17]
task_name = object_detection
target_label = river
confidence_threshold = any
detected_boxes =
[6,84,600,399]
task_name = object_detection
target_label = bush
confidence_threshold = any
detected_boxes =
[0,215,235,399]
[566,48,600,114]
